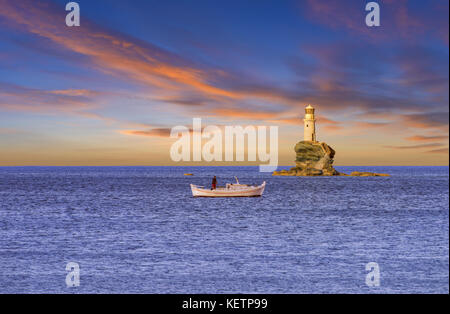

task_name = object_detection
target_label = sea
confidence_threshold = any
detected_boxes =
[0,166,448,293]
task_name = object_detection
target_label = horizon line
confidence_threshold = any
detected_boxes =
[0,165,448,167]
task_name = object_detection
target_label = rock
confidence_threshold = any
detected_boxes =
[350,171,390,177]
[294,141,340,176]
[272,140,390,177]
[272,169,295,176]
[298,168,323,176]
[273,141,340,176]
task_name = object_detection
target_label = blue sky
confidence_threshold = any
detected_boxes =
[0,0,448,165]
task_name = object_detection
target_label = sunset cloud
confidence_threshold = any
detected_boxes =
[406,135,449,142]
[384,143,444,150]
[427,147,450,154]
[0,82,96,111]
[0,128,20,134]
[208,107,279,120]
[120,128,172,138]
[302,0,448,45]
[0,0,242,102]
[0,0,447,165]
[120,126,207,138]
[354,121,390,129]
[401,112,449,129]
[0,0,447,128]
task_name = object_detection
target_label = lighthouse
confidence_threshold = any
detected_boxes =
[303,104,317,142]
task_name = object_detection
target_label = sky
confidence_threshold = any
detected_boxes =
[0,0,448,166]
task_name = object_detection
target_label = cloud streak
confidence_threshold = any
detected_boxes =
[302,0,449,45]
[406,135,449,142]
[0,82,96,111]
[1,0,448,128]
[0,0,243,101]
[427,147,449,154]
[401,112,449,129]
[119,128,172,138]
[0,0,447,166]
[384,143,444,150]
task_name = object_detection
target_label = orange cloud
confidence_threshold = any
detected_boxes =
[48,89,99,97]
[0,0,241,102]
[270,117,301,125]
[3,0,445,132]
[208,108,277,120]
[1,0,362,118]
[384,143,444,150]
[303,0,447,45]
[119,126,207,138]
[317,116,340,125]
[120,129,172,138]
[0,128,20,134]
[406,135,449,142]
[0,83,95,111]
[427,147,449,154]
[401,112,449,129]
[0,83,128,126]
[354,121,389,129]
[322,124,345,132]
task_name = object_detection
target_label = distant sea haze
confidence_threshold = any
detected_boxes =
[0,166,448,293]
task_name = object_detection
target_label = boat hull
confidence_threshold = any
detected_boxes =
[191,182,265,197]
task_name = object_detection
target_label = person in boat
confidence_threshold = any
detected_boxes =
[211,176,217,190]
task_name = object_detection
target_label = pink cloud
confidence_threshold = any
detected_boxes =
[406,135,449,142]
[427,147,449,154]
[384,143,444,149]
[0,0,242,101]
[302,0,448,45]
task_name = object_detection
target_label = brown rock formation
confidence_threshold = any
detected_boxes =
[272,141,390,177]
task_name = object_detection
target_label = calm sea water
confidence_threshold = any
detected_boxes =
[0,166,448,293]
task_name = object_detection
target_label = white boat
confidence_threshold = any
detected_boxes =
[190,177,266,197]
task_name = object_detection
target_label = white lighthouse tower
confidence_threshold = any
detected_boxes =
[303,104,317,142]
